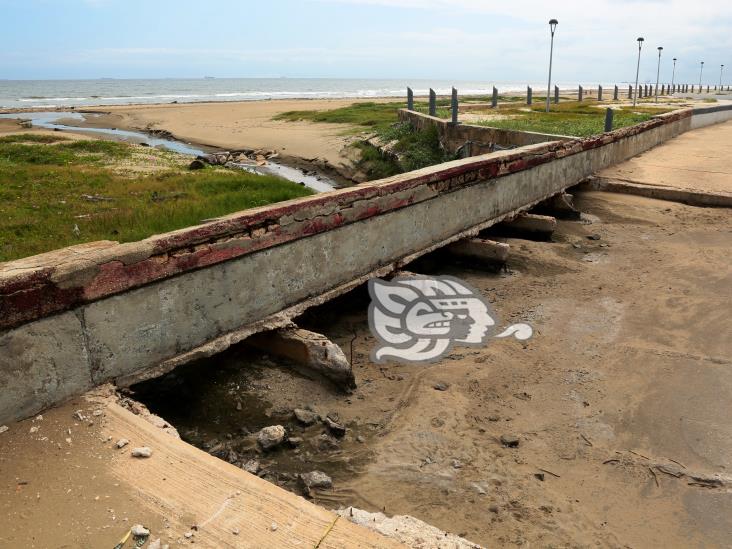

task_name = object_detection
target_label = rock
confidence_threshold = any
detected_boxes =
[300,471,333,492]
[131,447,153,458]
[293,408,318,426]
[500,434,520,448]
[131,524,150,537]
[29,426,39,434]
[356,435,365,443]
[324,416,346,438]
[139,142,150,147]
[433,383,450,391]
[257,425,286,450]
[148,539,162,549]
[488,504,500,513]
[316,434,340,451]
[92,410,103,417]
[242,459,260,474]
[247,328,356,391]
[270,522,278,531]
[587,234,601,240]
[0,425,8,434]
[232,528,240,535]
[184,531,193,539]
[287,437,303,447]
[189,159,206,170]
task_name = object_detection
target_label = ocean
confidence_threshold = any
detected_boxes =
[0,78,623,109]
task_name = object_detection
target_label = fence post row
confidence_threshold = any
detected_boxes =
[492,87,498,108]
[578,85,584,101]
[614,85,619,100]
[429,88,436,116]
[407,87,414,111]
[598,85,603,101]
[554,85,559,104]
[527,86,532,105]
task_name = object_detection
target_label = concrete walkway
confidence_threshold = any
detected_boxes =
[599,119,732,195]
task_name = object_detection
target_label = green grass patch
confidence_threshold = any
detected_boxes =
[354,123,456,180]
[0,137,312,262]
[473,102,673,137]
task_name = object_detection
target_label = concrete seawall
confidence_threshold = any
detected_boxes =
[398,109,569,154]
[2,104,731,423]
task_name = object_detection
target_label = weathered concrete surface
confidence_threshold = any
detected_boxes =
[599,117,732,195]
[504,213,557,234]
[1,105,718,423]
[583,176,732,208]
[0,393,405,548]
[247,327,356,390]
[446,238,510,263]
[398,109,570,154]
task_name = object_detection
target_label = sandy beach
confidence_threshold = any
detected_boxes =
[83,99,382,174]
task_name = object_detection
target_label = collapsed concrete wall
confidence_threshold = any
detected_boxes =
[0,106,718,424]
[397,109,569,155]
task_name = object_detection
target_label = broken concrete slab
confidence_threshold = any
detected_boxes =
[445,238,510,264]
[504,213,557,235]
[543,192,582,219]
[581,176,732,208]
[247,327,356,391]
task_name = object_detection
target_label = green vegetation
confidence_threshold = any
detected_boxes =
[473,101,673,137]
[275,101,403,133]
[0,135,312,262]
[354,123,457,180]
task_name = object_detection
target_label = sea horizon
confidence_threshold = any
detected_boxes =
[0,77,644,110]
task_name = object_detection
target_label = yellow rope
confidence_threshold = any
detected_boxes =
[314,516,339,548]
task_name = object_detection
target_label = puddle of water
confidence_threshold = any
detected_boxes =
[0,111,336,192]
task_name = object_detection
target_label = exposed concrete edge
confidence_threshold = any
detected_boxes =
[581,176,732,208]
[0,108,694,331]
[113,196,546,388]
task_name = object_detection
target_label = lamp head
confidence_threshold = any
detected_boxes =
[549,19,558,34]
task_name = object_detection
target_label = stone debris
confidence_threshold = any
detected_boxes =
[324,416,346,438]
[148,539,163,549]
[433,383,450,391]
[73,410,87,421]
[232,528,240,536]
[299,471,333,493]
[0,425,8,434]
[338,507,484,549]
[131,524,150,537]
[257,425,286,451]
[500,434,520,448]
[131,447,153,458]
[116,438,130,449]
[242,459,261,474]
[270,522,278,532]
[293,408,318,426]
[29,426,39,434]
[92,409,104,417]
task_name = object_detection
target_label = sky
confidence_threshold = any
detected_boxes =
[1,0,731,84]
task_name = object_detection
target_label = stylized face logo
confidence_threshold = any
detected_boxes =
[368,275,532,363]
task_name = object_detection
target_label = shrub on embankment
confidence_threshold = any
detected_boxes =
[0,135,312,262]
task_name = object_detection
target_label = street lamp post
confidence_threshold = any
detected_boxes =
[546,19,558,113]
[633,37,644,106]
[671,58,677,93]
[655,47,663,102]
[699,61,704,89]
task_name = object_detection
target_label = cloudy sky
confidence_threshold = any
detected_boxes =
[1,0,731,84]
